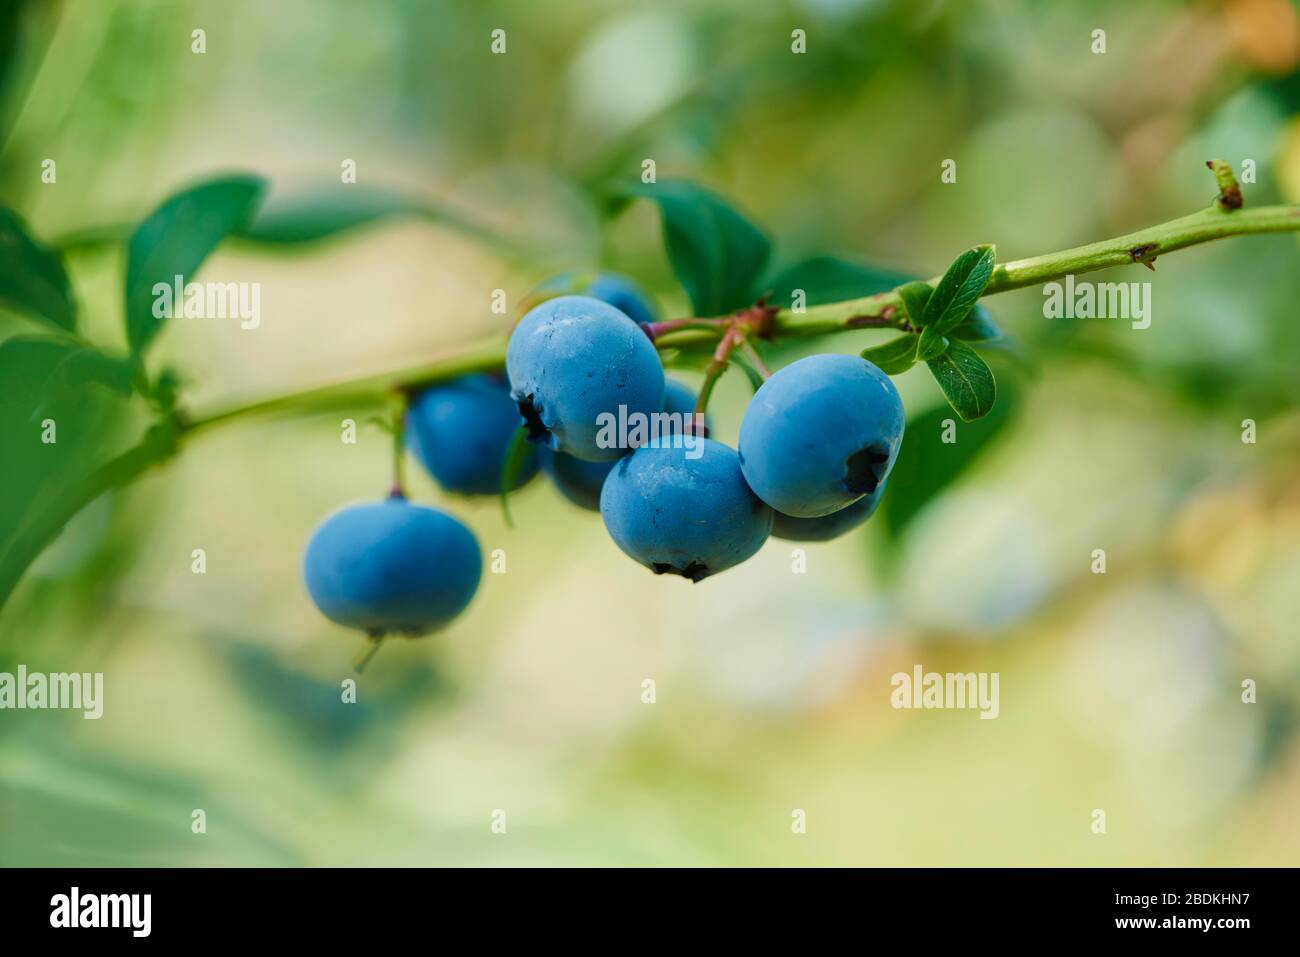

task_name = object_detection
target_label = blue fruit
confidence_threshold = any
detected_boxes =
[533,271,658,326]
[771,483,886,542]
[537,448,614,511]
[600,437,772,581]
[539,379,707,511]
[586,273,658,326]
[406,374,538,495]
[661,378,703,434]
[738,353,905,518]
[303,497,481,636]
[507,295,665,462]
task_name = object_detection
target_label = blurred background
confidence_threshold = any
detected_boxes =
[2,0,1299,866]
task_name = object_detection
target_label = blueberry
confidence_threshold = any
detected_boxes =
[538,378,707,511]
[537,447,615,511]
[770,483,886,542]
[600,437,772,581]
[586,273,658,326]
[406,374,538,495]
[738,354,905,518]
[661,378,705,434]
[303,497,481,636]
[533,271,658,326]
[507,295,665,462]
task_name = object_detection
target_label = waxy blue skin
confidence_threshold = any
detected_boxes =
[533,271,658,326]
[507,295,665,462]
[771,483,885,542]
[539,378,707,511]
[600,437,772,581]
[406,374,538,495]
[303,498,481,636]
[739,354,905,518]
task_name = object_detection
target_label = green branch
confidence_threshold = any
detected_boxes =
[3,194,1299,613]
[177,202,1300,433]
[771,203,1300,336]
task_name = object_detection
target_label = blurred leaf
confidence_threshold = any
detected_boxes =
[895,281,932,326]
[613,180,769,315]
[763,255,911,308]
[214,637,448,755]
[881,383,1019,540]
[0,0,37,143]
[922,245,996,334]
[238,186,509,250]
[498,425,532,528]
[240,188,413,244]
[860,335,918,374]
[0,336,132,597]
[0,209,76,331]
[0,734,298,865]
[48,346,136,397]
[926,339,997,422]
[124,175,266,357]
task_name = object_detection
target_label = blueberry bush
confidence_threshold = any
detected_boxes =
[3,159,1299,665]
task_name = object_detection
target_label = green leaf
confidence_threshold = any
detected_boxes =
[925,339,997,421]
[895,281,932,326]
[860,335,919,375]
[48,346,136,398]
[916,326,948,361]
[613,180,770,315]
[240,188,411,244]
[238,186,509,250]
[0,208,76,331]
[948,304,1003,341]
[124,175,266,357]
[763,256,913,308]
[498,426,532,528]
[0,335,133,605]
[881,383,1019,540]
[921,244,996,334]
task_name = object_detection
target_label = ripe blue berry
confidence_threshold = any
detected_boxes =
[406,374,537,495]
[507,295,664,462]
[532,271,659,326]
[600,437,772,581]
[539,378,707,511]
[537,448,614,511]
[771,483,885,542]
[586,273,658,326]
[302,497,481,636]
[738,353,904,518]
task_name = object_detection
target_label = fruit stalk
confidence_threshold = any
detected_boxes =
[693,324,744,418]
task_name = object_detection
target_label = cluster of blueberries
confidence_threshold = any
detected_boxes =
[303,274,906,640]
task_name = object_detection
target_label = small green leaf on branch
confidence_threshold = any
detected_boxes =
[916,326,949,361]
[860,335,919,375]
[926,339,996,421]
[921,245,996,334]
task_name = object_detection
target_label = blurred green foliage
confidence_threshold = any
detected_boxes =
[1,0,1299,866]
